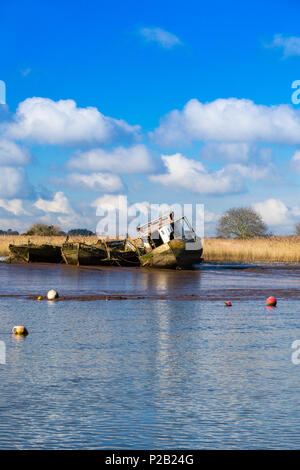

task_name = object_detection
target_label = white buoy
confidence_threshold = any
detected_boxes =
[47,289,59,300]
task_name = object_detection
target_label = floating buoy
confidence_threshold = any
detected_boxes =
[266,296,277,307]
[37,296,42,301]
[225,301,232,307]
[12,326,29,336]
[47,289,59,300]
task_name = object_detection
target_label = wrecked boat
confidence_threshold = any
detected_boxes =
[61,239,140,267]
[136,212,203,269]
[8,243,63,264]
[61,242,109,266]
[103,239,140,266]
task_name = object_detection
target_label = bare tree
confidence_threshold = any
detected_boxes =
[295,221,300,235]
[216,207,268,239]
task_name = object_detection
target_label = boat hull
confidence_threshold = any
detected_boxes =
[61,243,108,266]
[104,239,140,266]
[108,249,140,266]
[9,244,62,263]
[139,239,203,269]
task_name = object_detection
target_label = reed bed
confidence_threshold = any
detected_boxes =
[203,236,300,263]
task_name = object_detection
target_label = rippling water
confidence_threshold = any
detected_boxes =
[0,263,300,449]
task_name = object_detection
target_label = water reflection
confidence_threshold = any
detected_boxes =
[0,265,300,448]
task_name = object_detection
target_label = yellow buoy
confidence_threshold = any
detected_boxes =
[37,296,42,301]
[12,326,29,336]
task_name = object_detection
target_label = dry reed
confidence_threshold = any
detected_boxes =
[203,236,300,263]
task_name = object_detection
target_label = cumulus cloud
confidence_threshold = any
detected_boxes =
[253,198,300,227]
[0,198,28,216]
[67,144,153,173]
[139,27,182,49]
[152,98,300,146]
[0,139,31,165]
[64,172,124,192]
[34,191,72,214]
[4,97,140,145]
[149,153,272,195]
[268,34,300,57]
[0,167,33,198]
[149,154,243,194]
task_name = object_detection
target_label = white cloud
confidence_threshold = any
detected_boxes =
[149,153,274,195]
[150,153,245,195]
[152,98,300,146]
[64,172,124,192]
[0,139,31,165]
[34,191,72,214]
[139,27,182,49]
[268,34,300,57]
[68,144,153,173]
[4,97,140,145]
[0,199,28,216]
[253,198,300,226]
[0,167,32,198]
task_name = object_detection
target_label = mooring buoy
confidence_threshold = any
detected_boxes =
[12,326,29,336]
[47,289,59,300]
[266,296,277,307]
[225,301,232,307]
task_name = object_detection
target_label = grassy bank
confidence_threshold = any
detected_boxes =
[203,236,300,263]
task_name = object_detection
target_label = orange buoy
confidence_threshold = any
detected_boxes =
[12,326,29,336]
[225,301,232,307]
[266,296,277,307]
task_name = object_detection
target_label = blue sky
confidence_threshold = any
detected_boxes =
[1,0,300,235]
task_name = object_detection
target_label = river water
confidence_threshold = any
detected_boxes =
[0,262,300,449]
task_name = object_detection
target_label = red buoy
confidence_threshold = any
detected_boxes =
[225,301,232,307]
[266,296,277,307]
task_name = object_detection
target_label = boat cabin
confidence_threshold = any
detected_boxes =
[137,212,198,250]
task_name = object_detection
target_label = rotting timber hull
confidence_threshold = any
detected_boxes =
[108,250,140,266]
[61,242,108,266]
[104,239,140,266]
[139,239,203,269]
[9,244,62,263]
